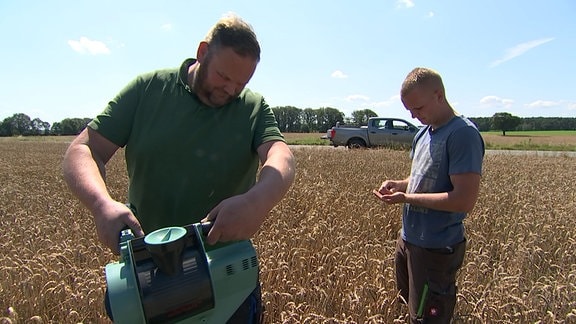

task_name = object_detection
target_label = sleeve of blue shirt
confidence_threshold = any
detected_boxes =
[447,126,485,175]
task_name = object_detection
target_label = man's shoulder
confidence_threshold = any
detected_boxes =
[456,115,478,128]
[137,66,179,81]
[239,88,263,99]
[448,116,485,152]
[125,66,181,94]
[444,116,480,135]
[237,88,266,106]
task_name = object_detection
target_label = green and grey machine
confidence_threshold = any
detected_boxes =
[105,222,258,323]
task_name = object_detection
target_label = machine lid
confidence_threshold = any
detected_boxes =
[144,227,187,245]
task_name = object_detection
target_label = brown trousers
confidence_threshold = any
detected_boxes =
[395,234,466,323]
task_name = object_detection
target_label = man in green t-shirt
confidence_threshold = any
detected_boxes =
[63,13,295,323]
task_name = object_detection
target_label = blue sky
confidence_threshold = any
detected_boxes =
[1,0,574,125]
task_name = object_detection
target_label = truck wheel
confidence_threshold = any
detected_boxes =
[347,138,366,149]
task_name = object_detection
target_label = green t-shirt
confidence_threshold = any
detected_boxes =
[88,59,284,232]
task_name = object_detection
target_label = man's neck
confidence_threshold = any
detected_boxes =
[431,107,456,131]
[187,63,198,90]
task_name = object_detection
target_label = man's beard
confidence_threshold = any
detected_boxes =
[193,59,236,107]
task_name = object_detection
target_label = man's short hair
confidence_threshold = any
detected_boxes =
[401,67,445,97]
[205,13,261,62]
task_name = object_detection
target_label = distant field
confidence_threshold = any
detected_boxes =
[284,131,576,151]
[482,130,576,136]
[0,131,574,151]
[0,135,74,143]
[282,132,330,145]
[480,131,576,151]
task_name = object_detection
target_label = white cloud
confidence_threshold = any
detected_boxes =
[346,94,370,102]
[371,95,400,108]
[68,37,110,55]
[525,100,560,108]
[161,23,173,31]
[397,0,415,8]
[489,37,554,67]
[526,100,576,114]
[480,95,514,108]
[331,70,348,79]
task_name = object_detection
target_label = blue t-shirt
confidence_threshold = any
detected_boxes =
[401,116,484,248]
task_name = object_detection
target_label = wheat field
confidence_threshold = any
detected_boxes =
[1,140,575,323]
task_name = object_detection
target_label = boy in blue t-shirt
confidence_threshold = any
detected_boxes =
[375,67,484,323]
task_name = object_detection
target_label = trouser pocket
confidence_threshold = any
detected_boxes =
[416,283,456,323]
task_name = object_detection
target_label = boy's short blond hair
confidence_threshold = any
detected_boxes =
[401,67,445,97]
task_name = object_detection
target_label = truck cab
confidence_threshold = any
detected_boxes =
[325,117,420,148]
[368,118,419,147]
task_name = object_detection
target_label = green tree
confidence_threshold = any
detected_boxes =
[316,107,344,132]
[351,109,378,127]
[469,117,491,132]
[50,122,62,135]
[0,113,32,136]
[272,106,302,132]
[491,112,521,136]
[59,118,92,135]
[0,117,13,136]
[301,108,317,132]
[31,118,51,135]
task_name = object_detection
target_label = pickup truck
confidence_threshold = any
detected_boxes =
[324,117,420,148]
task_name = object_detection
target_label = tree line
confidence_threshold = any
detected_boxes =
[272,108,576,135]
[271,106,379,133]
[470,113,576,135]
[1,109,575,137]
[0,113,92,136]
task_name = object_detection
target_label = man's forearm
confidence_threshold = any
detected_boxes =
[399,178,410,192]
[404,190,476,213]
[63,143,113,214]
[247,146,295,215]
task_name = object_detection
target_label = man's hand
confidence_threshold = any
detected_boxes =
[374,178,409,205]
[377,179,407,194]
[92,200,145,254]
[373,190,407,204]
[201,194,265,245]
[200,140,294,245]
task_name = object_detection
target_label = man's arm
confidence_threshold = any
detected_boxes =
[251,140,296,213]
[203,140,295,244]
[63,127,144,253]
[379,173,481,213]
[63,128,118,209]
[377,177,410,194]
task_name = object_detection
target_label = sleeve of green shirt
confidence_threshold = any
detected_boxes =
[88,74,144,147]
[253,96,285,149]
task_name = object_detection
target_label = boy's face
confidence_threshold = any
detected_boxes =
[401,86,440,125]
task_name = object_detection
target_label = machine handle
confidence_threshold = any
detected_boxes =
[116,222,213,250]
[119,227,134,242]
[200,221,213,236]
